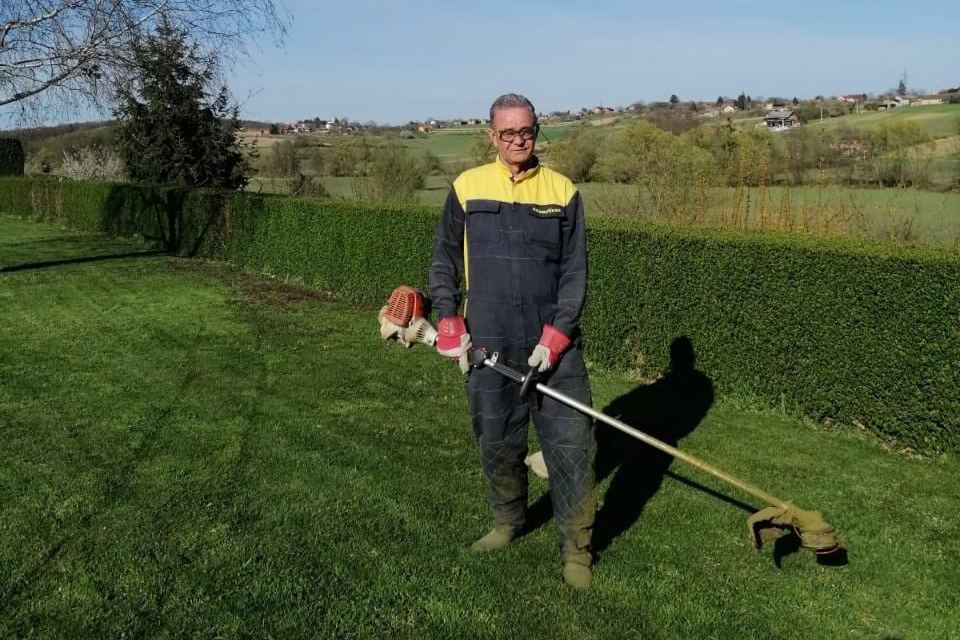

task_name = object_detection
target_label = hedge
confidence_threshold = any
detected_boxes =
[0,138,24,176]
[0,177,225,256]
[582,221,960,454]
[1,176,957,453]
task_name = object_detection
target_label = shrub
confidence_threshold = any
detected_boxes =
[469,135,493,167]
[547,126,602,182]
[0,138,25,176]
[268,141,300,177]
[422,150,445,175]
[866,121,933,188]
[287,171,328,198]
[60,146,126,181]
[357,145,426,204]
[594,120,718,222]
[314,140,372,177]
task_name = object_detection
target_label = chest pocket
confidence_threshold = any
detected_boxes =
[524,204,563,248]
[465,199,502,243]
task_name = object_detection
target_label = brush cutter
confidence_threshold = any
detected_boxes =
[376,286,841,558]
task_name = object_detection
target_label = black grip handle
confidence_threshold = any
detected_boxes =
[518,365,540,400]
[470,351,540,398]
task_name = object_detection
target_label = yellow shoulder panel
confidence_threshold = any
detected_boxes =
[453,161,578,208]
[515,165,577,207]
[453,162,504,209]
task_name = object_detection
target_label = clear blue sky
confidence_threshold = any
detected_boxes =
[230,0,958,124]
[6,0,958,126]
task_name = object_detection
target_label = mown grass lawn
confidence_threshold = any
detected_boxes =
[1,215,958,639]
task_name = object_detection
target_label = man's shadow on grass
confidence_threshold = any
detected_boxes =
[522,336,725,553]
[591,336,717,554]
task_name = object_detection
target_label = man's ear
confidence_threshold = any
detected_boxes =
[487,128,497,145]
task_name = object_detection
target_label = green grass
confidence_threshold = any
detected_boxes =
[397,122,613,166]
[246,175,452,204]
[3,215,958,638]
[580,183,960,244]
[809,103,960,139]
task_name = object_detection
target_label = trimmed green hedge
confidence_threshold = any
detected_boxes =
[1,176,958,453]
[225,193,436,299]
[583,221,959,454]
[0,177,225,256]
[0,138,24,176]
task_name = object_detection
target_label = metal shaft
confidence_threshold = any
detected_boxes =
[482,355,790,511]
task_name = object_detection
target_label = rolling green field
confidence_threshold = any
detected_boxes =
[581,184,960,244]
[395,121,606,165]
[248,176,960,245]
[808,103,960,139]
[2,215,959,638]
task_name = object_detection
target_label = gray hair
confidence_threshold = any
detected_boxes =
[489,93,537,125]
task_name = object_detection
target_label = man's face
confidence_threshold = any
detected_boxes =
[488,106,538,169]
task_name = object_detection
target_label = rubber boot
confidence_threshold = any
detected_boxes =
[562,552,592,589]
[470,525,516,552]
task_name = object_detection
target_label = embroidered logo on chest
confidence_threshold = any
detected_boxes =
[531,206,563,217]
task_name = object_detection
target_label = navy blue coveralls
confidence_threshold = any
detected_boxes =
[429,156,596,566]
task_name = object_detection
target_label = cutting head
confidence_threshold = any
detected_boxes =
[748,505,840,555]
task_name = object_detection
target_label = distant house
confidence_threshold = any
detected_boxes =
[912,94,947,106]
[840,94,867,104]
[878,96,910,109]
[763,109,800,130]
[878,95,910,109]
[592,106,615,114]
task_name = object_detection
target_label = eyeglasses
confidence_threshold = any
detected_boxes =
[495,125,539,143]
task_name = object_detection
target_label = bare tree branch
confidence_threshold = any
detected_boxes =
[0,0,287,119]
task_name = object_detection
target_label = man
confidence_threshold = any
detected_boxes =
[429,93,596,589]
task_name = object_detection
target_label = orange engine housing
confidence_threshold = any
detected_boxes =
[384,286,425,327]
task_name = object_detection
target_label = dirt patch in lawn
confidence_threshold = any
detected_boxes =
[171,259,332,310]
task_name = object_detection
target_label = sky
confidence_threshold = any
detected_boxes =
[227,0,959,124]
[6,0,959,126]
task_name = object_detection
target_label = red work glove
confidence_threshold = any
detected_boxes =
[527,324,571,372]
[437,316,472,374]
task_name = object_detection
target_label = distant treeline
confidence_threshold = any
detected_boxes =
[549,117,953,192]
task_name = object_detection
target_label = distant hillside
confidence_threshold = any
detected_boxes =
[808,104,960,139]
[0,121,117,171]
[0,121,116,151]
